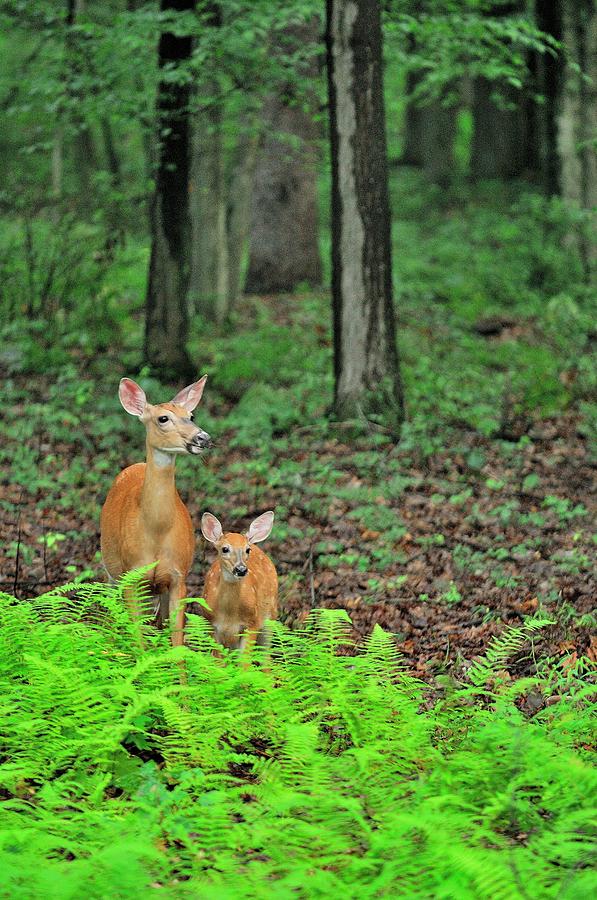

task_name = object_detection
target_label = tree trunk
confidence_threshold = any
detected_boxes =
[470,2,536,181]
[326,0,404,429]
[470,77,528,179]
[188,2,230,324]
[400,14,457,182]
[401,69,424,167]
[143,0,194,381]
[100,115,126,251]
[189,92,229,324]
[226,125,259,309]
[66,0,98,216]
[245,22,322,294]
[420,99,457,184]
[534,0,563,195]
[557,1,597,211]
[536,0,596,268]
[51,127,63,205]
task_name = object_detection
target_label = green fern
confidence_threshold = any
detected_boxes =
[0,579,594,898]
[468,615,554,687]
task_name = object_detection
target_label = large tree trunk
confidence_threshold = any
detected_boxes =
[326,0,404,429]
[143,0,194,381]
[245,23,322,294]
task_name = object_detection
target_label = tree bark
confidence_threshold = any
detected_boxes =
[557,1,597,211]
[143,0,194,380]
[402,79,458,181]
[100,115,126,251]
[188,2,230,324]
[536,0,596,268]
[534,0,563,194]
[401,69,424,167]
[245,22,322,294]
[226,125,259,309]
[470,77,528,179]
[65,0,99,216]
[189,92,229,324]
[470,2,536,181]
[420,99,457,184]
[326,0,404,429]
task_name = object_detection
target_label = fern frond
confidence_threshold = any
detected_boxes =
[468,616,554,687]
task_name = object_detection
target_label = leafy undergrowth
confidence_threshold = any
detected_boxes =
[0,582,595,898]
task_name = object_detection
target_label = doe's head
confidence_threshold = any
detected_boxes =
[201,511,274,581]
[118,376,211,457]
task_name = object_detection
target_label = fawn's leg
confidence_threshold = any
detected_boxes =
[238,629,258,668]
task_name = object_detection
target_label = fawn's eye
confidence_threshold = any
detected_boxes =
[158,415,169,424]
[222,546,230,554]
[245,547,251,555]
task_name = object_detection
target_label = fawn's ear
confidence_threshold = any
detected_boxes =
[119,378,147,416]
[247,511,274,544]
[201,512,223,544]
[172,375,208,412]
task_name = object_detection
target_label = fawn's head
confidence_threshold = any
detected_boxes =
[201,511,274,581]
[118,377,211,459]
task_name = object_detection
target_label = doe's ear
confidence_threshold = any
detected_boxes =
[172,375,208,412]
[119,378,147,416]
[247,511,274,544]
[201,512,223,544]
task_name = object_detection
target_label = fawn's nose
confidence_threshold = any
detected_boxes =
[233,565,248,578]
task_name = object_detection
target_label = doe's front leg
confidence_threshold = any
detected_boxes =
[168,578,188,648]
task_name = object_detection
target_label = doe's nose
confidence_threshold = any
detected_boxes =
[233,565,248,578]
[193,429,212,450]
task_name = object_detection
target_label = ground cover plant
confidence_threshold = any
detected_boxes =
[0,582,595,898]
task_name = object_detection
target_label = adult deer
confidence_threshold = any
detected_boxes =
[201,511,278,654]
[101,376,211,646]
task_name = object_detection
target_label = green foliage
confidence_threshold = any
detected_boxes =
[0,581,594,897]
[385,0,560,103]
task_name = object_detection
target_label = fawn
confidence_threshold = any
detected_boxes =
[201,511,278,652]
[100,376,211,646]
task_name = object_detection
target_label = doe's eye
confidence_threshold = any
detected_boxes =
[222,546,230,554]
[158,415,169,424]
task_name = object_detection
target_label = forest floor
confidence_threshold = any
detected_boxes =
[2,175,595,683]
[1,365,594,684]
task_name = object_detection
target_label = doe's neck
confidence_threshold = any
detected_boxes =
[140,442,178,524]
